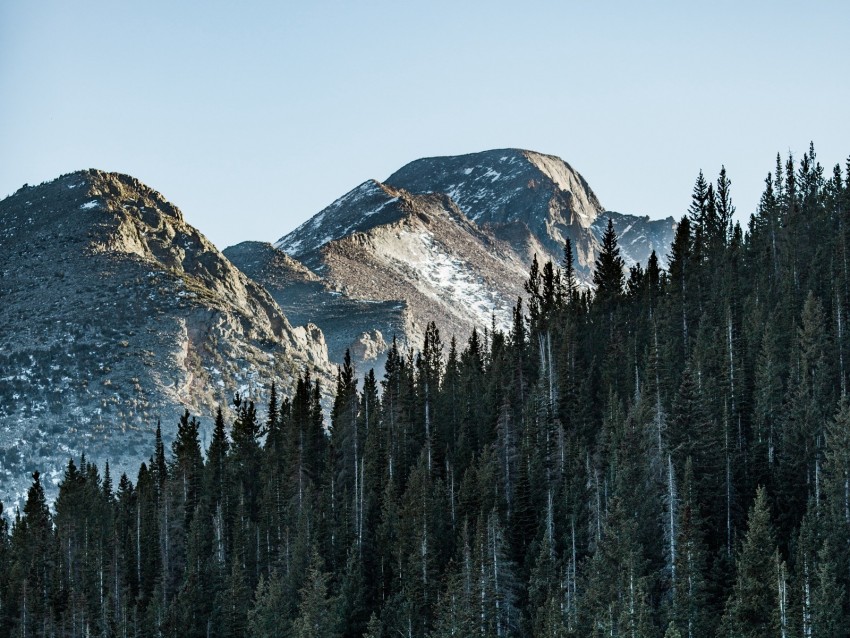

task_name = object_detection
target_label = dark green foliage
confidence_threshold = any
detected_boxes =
[593,217,625,304]
[292,549,338,638]
[721,487,782,637]
[2,147,850,636]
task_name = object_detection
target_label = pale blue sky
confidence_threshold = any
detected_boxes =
[2,1,848,250]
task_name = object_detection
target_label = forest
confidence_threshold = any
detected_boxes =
[2,144,850,637]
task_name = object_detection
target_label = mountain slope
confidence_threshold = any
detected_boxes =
[591,211,678,268]
[385,149,605,271]
[224,241,404,367]
[262,149,675,368]
[0,170,330,503]
[241,184,528,365]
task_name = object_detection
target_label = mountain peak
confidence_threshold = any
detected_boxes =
[275,179,404,257]
[12,169,186,226]
[385,148,604,230]
[381,148,606,272]
[256,149,676,373]
[1,171,332,504]
[274,148,607,271]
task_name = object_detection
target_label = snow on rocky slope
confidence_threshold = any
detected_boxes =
[239,186,528,371]
[592,211,678,269]
[256,150,676,371]
[0,170,331,506]
[384,149,605,272]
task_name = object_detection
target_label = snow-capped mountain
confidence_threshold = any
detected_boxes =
[0,170,331,505]
[385,149,604,271]
[238,149,676,370]
[232,184,529,367]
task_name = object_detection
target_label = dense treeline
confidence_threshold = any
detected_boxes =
[2,145,850,637]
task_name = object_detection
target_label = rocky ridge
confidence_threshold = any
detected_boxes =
[256,149,676,368]
[0,170,331,504]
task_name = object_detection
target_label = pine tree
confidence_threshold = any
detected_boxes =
[248,570,290,638]
[593,218,625,305]
[562,238,578,307]
[822,397,850,600]
[751,321,784,487]
[331,349,360,565]
[292,549,338,638]
[671,459,711,638]
[667,215,694,362]
[265,381,284,454]
[166,410,204,596]
[0,499,10,637]
[206,405,230,506]
[13,471,54,638]
[721,486,781,637]
[688,171,710,235]
[215,558,251,638]
[811,541,847,638]
[716,166,735,246]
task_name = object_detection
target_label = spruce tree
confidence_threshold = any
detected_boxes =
[14,471,54,637]
[292,549,338,638]
[721,486,781,637]
[592,218,625,305]
[0,500,9,637]
[811,541,847,638]
[248,570,290,638]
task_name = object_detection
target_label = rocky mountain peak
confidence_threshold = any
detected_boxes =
[253,149,676,373]
[275,179,404,258]
[1,171,331,504]
[387,148,603,225]
[383,148,606,269]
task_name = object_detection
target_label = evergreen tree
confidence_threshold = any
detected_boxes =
[721,487,781,637]
[592,218,625,305]
[248,570,290,638]
[12,471,54,638]
[0,499,10,636]
[811,541,847,638]
[292,549,338,638]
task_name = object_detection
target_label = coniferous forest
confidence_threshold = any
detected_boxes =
[4,145,850,637]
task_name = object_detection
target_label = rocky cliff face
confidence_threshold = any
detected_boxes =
[234,184,529,367]
[385,149,605,272]
[260,149,675,369]
[224,240,405,369]
[591,211,678,268]
[0,170,330,505]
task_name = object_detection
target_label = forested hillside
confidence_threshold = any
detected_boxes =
[2,145,850,637]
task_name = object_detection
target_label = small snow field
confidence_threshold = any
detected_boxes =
[413,232,510,332]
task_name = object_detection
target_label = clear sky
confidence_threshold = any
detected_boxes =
[2,0,848,250]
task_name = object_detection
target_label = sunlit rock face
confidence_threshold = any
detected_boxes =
[253,149,675,372]
[0,170,332,505]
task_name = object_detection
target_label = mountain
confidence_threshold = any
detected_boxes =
[384,149,604,271]
[224,240,404,368]
[590,210,678,268]
[228,181,529,367]
[0,153,675,502]
[249,149,675,367]
[0,170,330,504]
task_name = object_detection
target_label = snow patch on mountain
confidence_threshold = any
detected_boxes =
[276,180,404,258]
[591,211,677,269]
[411,231,510,332]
